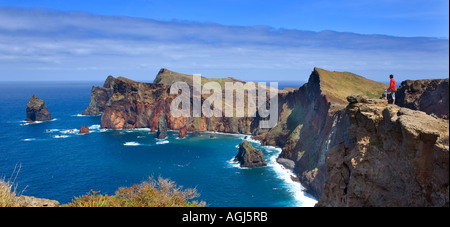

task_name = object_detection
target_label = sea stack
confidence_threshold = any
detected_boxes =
[234,141,267,168]
[78,126,90,134]
[156,113,168,139]
[25,95,52,122]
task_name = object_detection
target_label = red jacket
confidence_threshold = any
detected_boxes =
[388,78,397,91]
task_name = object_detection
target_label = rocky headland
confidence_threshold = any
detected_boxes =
[316,95,449,207]
[25,95,53,122]
[82,68,449,206]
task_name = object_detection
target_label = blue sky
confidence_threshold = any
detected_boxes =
[1,0,448,38]
[0,0,448,82]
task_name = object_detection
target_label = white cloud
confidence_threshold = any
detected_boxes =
[0,6,448,82]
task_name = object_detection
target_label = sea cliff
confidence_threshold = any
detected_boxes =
[82,68,449,206]
[316,95,449,207]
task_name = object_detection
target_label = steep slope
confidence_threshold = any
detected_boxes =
[256,67,387,198]
[317,95,449,207]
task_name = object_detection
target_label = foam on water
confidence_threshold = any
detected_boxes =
[156,140,169,145]
[74,113,102,117]
[267,147,318,207]
[61,129,78,134]
[124,142,141,146]
[242,135,318,207]
[88,125,101,130]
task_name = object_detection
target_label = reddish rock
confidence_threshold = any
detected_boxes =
[179,125,188,139]
[79,126,90,134]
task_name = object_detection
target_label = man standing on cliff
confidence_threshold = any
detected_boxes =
[384,74,397,104]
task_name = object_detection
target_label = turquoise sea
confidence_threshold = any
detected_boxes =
[0,81,316,207]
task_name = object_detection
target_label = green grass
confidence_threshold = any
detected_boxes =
[369,140,382,147]
[315,68,387,103]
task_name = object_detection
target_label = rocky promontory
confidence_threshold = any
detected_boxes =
[317,95,449,207]
[234,141,267,168]
[25,95,53,122]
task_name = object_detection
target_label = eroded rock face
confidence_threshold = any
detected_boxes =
[82,75,115,116]
[317,95,449,207]
[95,70,258,134]
[396,79,449,119]
[26,95,53,122]
[234,141,267,168]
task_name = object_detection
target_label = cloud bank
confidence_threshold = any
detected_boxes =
[0,7,448,82]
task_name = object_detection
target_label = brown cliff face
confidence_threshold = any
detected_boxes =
[82,76,115,116]
[317,95,449,207]
[100,77,170,130]
[97,69,261,134]
[266,68,386,198]
[396,79,449,119]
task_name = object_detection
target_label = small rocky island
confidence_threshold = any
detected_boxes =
[234,141,267,168]
[25,95,53,122]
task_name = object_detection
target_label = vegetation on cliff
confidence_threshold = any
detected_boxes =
[64,177,205,207]
[1,175,204,207]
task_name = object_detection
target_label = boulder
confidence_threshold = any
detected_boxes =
[26,95,52,122]
[78,126,90,134]
[234,141,267,168]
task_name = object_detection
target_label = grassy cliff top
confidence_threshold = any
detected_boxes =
[154,68,245,88]
[315,68,387,103]
[27,95,45,108]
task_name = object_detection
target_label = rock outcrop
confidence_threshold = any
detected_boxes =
[179,125,188,139]
[156,113,168,139]
[316,95,449,207]
[234,141,267,168]
[17,196,60,207]
[82,75,115,116]
[78,126,90,134]
[396,79,449,119]
[26,95,53,122]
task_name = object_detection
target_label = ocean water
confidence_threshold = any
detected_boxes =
[0,81,316,207]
